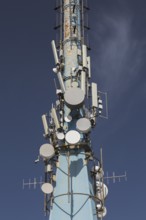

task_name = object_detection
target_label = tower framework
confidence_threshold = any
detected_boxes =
[39,1,108,219]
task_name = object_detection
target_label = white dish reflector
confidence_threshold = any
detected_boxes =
[64,88,85,109]
[64,115,72,123]
[56,132,65,140]
[39,144,55,160]
[96,182,108,200]
[97,207,107,218]
[41,183,53,194]
[65,130,80,145]
[76,118,91,133]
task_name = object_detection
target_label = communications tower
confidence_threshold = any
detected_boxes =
[39,1,108,219]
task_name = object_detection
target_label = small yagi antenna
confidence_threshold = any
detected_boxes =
[23,177,44,189]
[104,171,127,184]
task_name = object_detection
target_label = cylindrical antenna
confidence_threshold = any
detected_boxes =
[87,56,91,78]
[42,115,49,137]
[57,72,66,93]
[51,40,59,65]
[82,44,87,68]
[51,107,60,130]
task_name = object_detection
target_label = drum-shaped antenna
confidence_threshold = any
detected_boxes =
[64,88,85,109]
[56,132,65,140]
[76,118,91,133]
[64,115,72,123]
[97,207,107,218]
[65,130,80,145]
[39,144,55,160]
[41,183,53,194]
[96,182,108,200]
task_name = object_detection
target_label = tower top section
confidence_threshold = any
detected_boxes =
[54,0,90,50]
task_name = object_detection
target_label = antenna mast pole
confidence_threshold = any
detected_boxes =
[50,1,97,219]
[39,0,107,219]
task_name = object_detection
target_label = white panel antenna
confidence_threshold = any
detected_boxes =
[51,40,59,65]
[98,91,109,119]
[42,114,49,137]
[82,44,87,69]
[57,72,66,93]
[52,68,65,93]
[91,83,98,108]
[51,107,60,130]
[87,56,91,78]
[81,71,86,94]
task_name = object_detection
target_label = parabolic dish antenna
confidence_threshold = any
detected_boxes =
[76,118,91,133]
[39,144,55,160]
[64,115,72,123]
[64,87,85,109]
[96,182,108,199]
[56,132,65,140]
[41,183,53,194]
[91,166,104,180]
[65,130,80,145]
[97,207,107,218]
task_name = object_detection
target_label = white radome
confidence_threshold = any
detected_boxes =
[96,182,108,199]
[76,118,91,133]
[65,130,80,145]
[39,143,55,160]
[64,87,85,109]
[64,115,72,123]
[56,132,65,140]
[41,183,53,194]
[97,207,107,218]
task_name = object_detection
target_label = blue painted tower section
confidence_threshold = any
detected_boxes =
[49,0,97,219]
[50,151,97,220]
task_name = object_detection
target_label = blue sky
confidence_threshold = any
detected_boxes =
[0,0,146,220]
